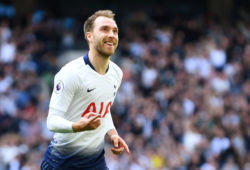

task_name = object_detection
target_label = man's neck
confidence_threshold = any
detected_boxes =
[88,50,110,75]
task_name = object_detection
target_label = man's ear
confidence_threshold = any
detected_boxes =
[86,32,92,43]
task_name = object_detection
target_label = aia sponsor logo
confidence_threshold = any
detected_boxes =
[81,102,112,118]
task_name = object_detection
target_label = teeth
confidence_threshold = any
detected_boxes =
[106,42,113,45]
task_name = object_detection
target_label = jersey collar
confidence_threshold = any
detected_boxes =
[83,53,109,73]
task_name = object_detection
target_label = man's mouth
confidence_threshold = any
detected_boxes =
[104,41,116,46]
[106,42,114,46]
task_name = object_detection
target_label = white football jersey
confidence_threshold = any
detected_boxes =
[48,54,123,158]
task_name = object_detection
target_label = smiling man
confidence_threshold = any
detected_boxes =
[41,10,130,170]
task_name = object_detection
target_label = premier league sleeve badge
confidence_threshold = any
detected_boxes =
[54,80,64,94]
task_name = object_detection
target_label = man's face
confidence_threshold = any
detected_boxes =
[88,16,119,57]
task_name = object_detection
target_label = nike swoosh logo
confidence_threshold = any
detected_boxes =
[87,88,95,92]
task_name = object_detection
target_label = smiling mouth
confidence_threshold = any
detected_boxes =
[104,42,117,48]
[105,41,115,46]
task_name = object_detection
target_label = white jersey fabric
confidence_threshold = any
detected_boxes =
[47,54,122,158]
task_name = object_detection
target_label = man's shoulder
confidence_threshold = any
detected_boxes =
[55,57,85,80]
[109,60,123,78]
[63,57,85,70]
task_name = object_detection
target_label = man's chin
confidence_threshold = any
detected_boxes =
[96,45,117,57]
[104,48,116,56]
[104,53,114,58]
[99,50,115,58]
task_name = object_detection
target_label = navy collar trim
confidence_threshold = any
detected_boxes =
[84,53,96,71]
[83,53,109,73]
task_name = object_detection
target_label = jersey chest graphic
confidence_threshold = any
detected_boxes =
[77,73,119,118]
[81,101,112,118]
[87,88,95,92]
[83,74,118,100]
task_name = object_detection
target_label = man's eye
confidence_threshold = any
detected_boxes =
[102,27,108,31]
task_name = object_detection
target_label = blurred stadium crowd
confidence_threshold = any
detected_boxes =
[0,2,250,170]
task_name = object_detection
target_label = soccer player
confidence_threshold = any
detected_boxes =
[41,10,130,170]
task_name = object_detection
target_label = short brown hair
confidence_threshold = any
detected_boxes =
[83,10,116,42]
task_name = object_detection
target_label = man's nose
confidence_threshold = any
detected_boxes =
[108,30,116,37]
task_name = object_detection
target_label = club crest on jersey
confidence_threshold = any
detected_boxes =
[55,80,64,94]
